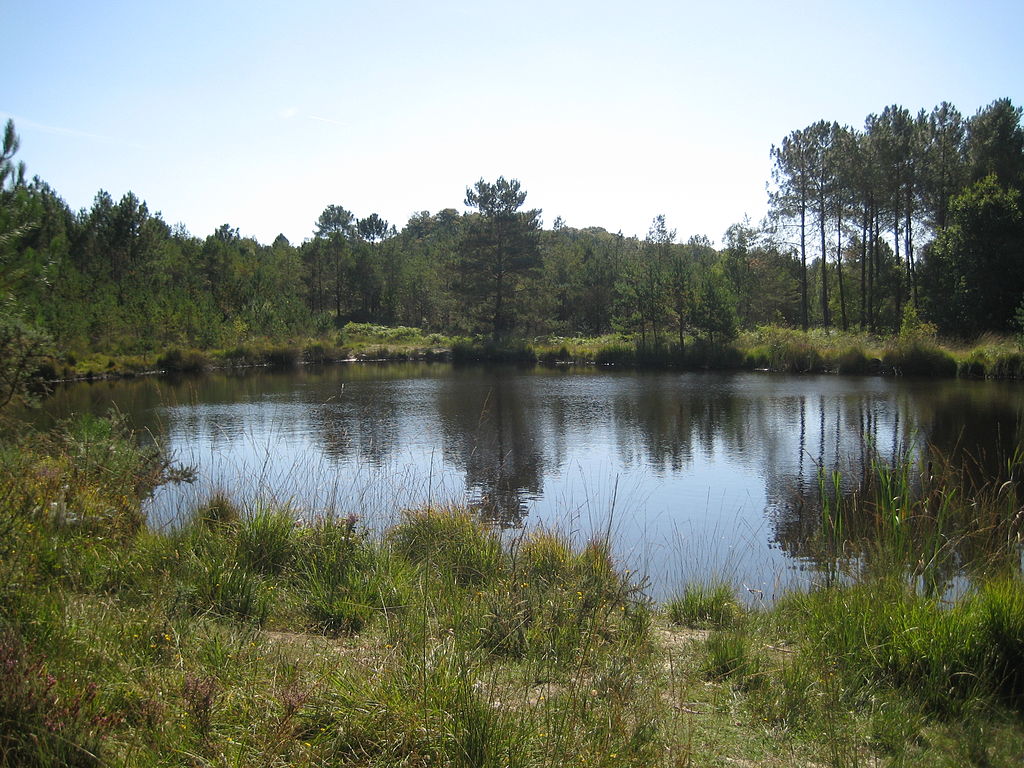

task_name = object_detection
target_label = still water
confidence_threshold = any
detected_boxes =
[37,363,1024,598]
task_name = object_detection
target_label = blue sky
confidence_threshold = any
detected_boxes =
[3,0,1022,245]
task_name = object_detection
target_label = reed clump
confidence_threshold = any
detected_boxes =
[665,581,739,628]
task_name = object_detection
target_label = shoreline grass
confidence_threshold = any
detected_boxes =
[2,416,1024,765]
[31,321,1024,387]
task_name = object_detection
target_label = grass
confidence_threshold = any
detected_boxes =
[2,415,1024,766]
[38,322,1024,387]
[665,582,739,628]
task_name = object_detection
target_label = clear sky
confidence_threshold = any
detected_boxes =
[3,0,1022,246]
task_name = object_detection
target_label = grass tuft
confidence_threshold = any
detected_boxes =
[665,581,739,628]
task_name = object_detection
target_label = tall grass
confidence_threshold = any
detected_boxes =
[811,445,1024,593]
[3,413,1024,766]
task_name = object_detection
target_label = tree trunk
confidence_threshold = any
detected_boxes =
[836,214,848,331]
[800,202,809,331]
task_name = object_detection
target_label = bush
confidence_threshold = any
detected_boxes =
[222,345,260,367]
[536,345,570,365]
[181,557,270,625]
[990,351,1024,379]
[303,342,330,364]
[193,490,242,528]
[683,338,744,369]
[594,343,636,366]
[450,340,536,364]
[516,528,574,587]
[263,346,300,369]
[778,579,1024,714]
[834,345,871,374]
[959,348,990,378]
[882,340,957,377]
[703,627,764,686]
[299,517,408,634]
[156,347,208,373]
[0,632,114,767]
[747,326,824,373]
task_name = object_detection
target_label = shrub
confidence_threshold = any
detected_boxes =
[193,490,242,528]
[299,518,409,634]
[990,351,1024,379]
[959,348,990,378]
[882,340,957,377]
[263,346,300,369]
[303,342,330,364]
[536,345,570,365]
[776,580,1024,714]
[450,340,536,363]
[0,632,114,767]
[834,345,871,375]
[516,528,574,587]
[594,342,636,366]
[223,345,259,366]
[748,326,824,373]
[181,557,270,624]
[156,348,208,373]
[683,338,744,369]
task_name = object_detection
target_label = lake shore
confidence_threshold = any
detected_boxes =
[2,414,1022,767]
[32,323,1024,387]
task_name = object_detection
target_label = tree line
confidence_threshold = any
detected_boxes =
[1,98,1022,371]
[769,98,1024,336]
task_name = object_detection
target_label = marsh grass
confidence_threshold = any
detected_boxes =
[811,446,1024,593]
[665,582,740,628]
[3,414,1024,766]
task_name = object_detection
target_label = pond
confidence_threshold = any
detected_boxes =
[36,363,1024,598]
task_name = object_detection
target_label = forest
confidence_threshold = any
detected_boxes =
[1,98,1023,393]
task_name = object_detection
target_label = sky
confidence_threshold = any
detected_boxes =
[3,0,1023,246]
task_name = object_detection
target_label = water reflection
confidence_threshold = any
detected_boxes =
[32,365,1024,592]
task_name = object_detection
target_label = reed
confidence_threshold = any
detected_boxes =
[664,581,739,628]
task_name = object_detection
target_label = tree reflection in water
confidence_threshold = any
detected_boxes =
[33,365,1024,591]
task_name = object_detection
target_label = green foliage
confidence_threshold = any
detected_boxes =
[155,347,208,373]
[236,506,298,575]
[450,339,536,363]
[182,556,271,624]
[703,627,764,686]
[0,311,52,410]
[388,507,503,586]
[0,631,113,767]
[665,582,739,628]
[744,325,825,372]
[810,446,1024,593]
[882,338,957,377]
[990,350,1024,379]
[899,302,938,341]
[263,345,301,369]
[458,177,541,340]
[834,345,872,374]
[922,176,1024,337]
[778,578,1024,714]
[297,517,408,635]
[4,409,1024,766]
[193,490,242,528]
